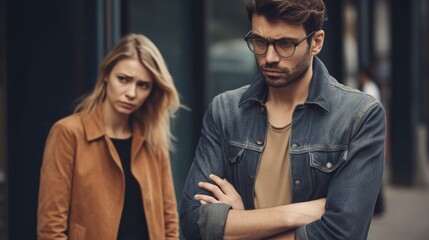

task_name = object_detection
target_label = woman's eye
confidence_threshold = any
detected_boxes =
[118,76,129,82]
[138,82,151,89]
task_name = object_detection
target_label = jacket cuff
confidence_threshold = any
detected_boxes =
[295,225,309,240]
[198,203,232,240]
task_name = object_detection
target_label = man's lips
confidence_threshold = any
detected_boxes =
[262,69,284,77]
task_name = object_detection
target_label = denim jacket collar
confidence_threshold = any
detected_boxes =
[239,57,332,112]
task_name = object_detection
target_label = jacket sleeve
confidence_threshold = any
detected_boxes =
[162,153,180,239]
[37,122,75,240]
[295,101,386,239]
[180,99,230,240]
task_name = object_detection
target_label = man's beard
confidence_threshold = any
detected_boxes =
[259,48,312,88]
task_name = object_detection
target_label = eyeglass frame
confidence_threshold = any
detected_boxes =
[244,30,315,58]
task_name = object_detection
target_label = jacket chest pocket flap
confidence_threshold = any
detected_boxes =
[309,149,348,173]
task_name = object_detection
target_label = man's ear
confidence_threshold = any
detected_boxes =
[311,30,325,55]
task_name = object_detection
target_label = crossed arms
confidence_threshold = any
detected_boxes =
[180,97,386,240]
[194,174,325,240]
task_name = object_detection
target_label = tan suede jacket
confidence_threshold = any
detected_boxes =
[37,105,179,240]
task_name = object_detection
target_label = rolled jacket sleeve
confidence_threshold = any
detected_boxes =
[198,203,232,240]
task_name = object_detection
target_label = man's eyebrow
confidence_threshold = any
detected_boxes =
[250,33,299,42]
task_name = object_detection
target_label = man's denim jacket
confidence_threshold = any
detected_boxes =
[180,57,386,240]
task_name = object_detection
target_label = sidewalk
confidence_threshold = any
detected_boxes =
[367,184,429,240]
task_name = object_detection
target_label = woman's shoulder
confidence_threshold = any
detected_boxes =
[49,112,84,135]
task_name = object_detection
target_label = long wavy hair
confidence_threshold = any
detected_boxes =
[75,33,180,157]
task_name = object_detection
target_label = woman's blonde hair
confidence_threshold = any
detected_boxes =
[75,33,180,157]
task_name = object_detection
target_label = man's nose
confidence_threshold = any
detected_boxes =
[265,44,280,64]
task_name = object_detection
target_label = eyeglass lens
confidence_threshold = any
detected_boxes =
[246,38,296,58]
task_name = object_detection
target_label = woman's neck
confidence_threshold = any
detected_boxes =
[102,101,132,139]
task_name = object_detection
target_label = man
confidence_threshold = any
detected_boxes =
[180,0,386,239]
[359,66,381,101]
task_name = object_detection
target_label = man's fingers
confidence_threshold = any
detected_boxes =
[209,174,230,187]
[197,174,245,210]
[197,180,225,200]
[194,194,218,204]
[208,174,224,183]
[209,174,236,195]
[198,181,224,197]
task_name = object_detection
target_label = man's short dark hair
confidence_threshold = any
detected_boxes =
[245,0,328,35]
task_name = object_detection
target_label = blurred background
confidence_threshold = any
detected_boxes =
[0,0,428,239]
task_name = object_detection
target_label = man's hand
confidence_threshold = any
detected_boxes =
[194,175,326,240]
[194,174,245,210]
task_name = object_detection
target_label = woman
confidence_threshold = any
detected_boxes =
[37,33,180,240]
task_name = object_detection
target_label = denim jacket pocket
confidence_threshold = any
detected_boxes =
[308,149,348,197]
[309,150,348,173]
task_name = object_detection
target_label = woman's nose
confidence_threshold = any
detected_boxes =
[125,85,137,99]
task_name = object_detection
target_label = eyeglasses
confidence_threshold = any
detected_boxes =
[244,30,315,58]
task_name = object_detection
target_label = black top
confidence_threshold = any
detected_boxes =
[111,137,149,240]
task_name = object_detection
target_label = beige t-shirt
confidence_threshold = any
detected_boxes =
[254,123,292,208]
